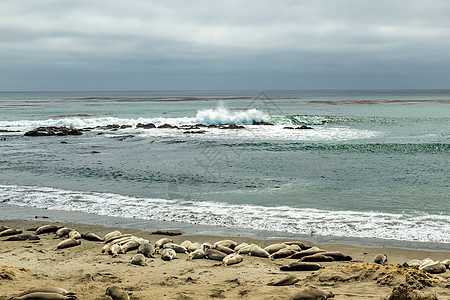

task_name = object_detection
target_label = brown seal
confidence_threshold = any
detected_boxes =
[374,254,388,265]
[55,238,81,250]
[11,292,77,299]
[13,287,76,297]
[55,228,74,239]
[320,251,352,261]
[0,228,23,237]
[287,249,326,259]
[280,262,322,271]
[138,242,155,258]
[131,254,147,266]
[4,233,40,241]
[300,254,334,262]
[36,224,62,235]
[267,275,300,286]
[291,286,334,300]
[81,232,103,242]
[268,248,296,260]
[105,286,130,300]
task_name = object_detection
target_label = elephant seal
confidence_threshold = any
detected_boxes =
[10,292,77,299]
[36,224,62,235]
[300,254,334,262]
[291,286,334,300]
[213,244,235,255]
[234,242,249,252]
[155,237,173,250]
[222,253,243,267]
[374,254,388,265]
[180,240,192,249]
[283,241,311,250]
[131,254,147,266]
[68,231,81,240]
[249,245,269,258]
[287,249,326,259]
[55,238,81,250]
[104,234,132,244]
[280,262,322,271]
[264,243,287,254]
[320,252,352,261]
[213,240,237,249]
[4,233,40,241]
[138,242,155,258]
[268,249,296,260]
[119,239,141,254]
[267,275,300,286]
[55,228,74,239]
[105,286,130,300]
[188,242,202,252]
[13,287,75,297]
[81,232,103,242]
[104,231,122,241]
[163,243,188,254]
[205,249,227,261]
[161,248,177,261]
[236,243,255,255]
[109,244,121,257]
[188,248,205,260]
[0,225,10,232]
[0,228,23,237]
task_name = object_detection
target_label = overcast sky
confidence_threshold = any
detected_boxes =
[1,0,450,91]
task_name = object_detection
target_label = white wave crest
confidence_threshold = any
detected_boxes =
[1,184,449,244]
[194,107,268,125]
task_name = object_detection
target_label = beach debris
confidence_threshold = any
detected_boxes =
[381,285,438,300]
[155,237,173,250]
[68,230,81,240]
[55,228,74,239]
[290,286,334,300]
[1,265,29,280]
[55,238,81,250]
[131,254,147,266]
[280,262,322,272]
[205,248,227,261]
[12,287,76,298]
[138,242,156,258]
[222,253,243,267]
[36,224,62,235]
[3,233,40,241]
[0,228,23,237]
[81,232,103,242]
[374,254,388,265]
[161,248,177,261]
[151,230,182,236]
[105,286,130,300]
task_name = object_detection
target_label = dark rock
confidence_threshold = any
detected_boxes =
[24,127,83,136]
[136,123,156,129]
[183,130,206,134]
[158,123,178,129]
[283,125,313,130]
[219,124,245,129]
[252,121,274,126]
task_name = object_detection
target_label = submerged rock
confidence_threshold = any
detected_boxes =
[24,127,83,136]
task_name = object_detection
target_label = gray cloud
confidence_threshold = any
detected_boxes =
[1,0,450,90]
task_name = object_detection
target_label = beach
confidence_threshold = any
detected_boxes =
[1,219,450,300]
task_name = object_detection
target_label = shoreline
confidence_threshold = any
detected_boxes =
[1,218,450,299]
[1,203,450,252]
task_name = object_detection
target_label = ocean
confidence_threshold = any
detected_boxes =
[0,90,449,249]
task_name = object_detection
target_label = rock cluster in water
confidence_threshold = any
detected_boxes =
[24,126,83,136]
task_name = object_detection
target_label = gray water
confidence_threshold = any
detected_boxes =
[0,90,449,245]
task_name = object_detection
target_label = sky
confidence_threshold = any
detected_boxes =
[1,0,450,91]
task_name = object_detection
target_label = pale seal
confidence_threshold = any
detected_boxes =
[10,292,77,300]
[268,249,296,260]
[155,237,173,250]
[55,238,81,250]
[55,228,74,239]
[320,252,352,261]
[249,245,269,258]
[187,248,205,260]
[287,249,326,260]
[13,287,75,298]
[267,275,300,286]
[0,228,23,237]
[105,286,130,300]
[213,244,235,255]
[131,253,147,266]
[300,254,334,262]
[162,243,188,254]
[264,243,287,254]
[205,249,227,261]
[104,231,122,241]
[81,232,103,242]
[291,286,334,300]
[161,248,177,261]
[374,254,388,265]
[283,241,311,250]
[179,240,192,249]
[213,240,237,249]
[222,253,243,267]
[68,231,81,240]
[4,233,40,241]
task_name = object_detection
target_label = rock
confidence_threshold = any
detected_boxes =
[157,123,178,129]
[136,123,156,129]
[24,127,83,136]
[252,121,274,125]
[183,130,206,134]
[219,124,245,129]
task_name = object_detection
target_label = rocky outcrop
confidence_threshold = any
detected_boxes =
[24,127,83,136]
[136,123,156,129]
[283,125,313,130]
[252,121,274,125]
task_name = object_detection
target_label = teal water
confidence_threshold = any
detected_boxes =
[0,90,449,244]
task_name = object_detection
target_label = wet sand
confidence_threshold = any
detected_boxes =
[1,219,450,300]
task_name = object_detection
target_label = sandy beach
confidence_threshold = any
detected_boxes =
[1,219,449,300]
